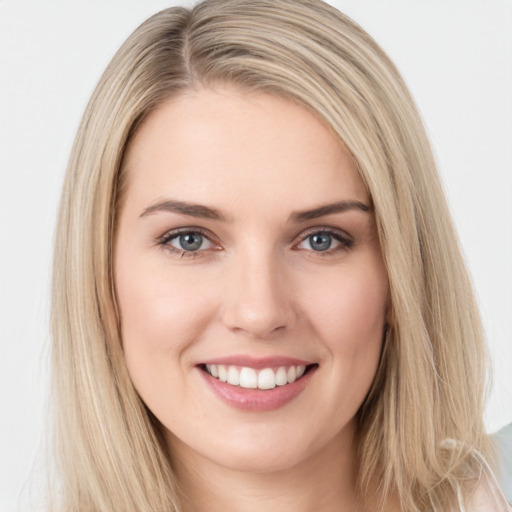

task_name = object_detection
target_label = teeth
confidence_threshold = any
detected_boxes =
[218,365,228,383]
[275,367,288,386]
[258,368,276,390]
[227,366,240,385]
[239,367,258,388]
[205,364,310,389]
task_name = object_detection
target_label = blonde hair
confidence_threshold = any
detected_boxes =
[51,1,491,510]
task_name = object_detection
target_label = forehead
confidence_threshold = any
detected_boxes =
[121,86,369,215]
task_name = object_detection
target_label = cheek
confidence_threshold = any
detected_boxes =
[114,253,217,407]
[305,265,388,347]
[305,267,388,424]
[300,258,388,408]
[116,260,213,350]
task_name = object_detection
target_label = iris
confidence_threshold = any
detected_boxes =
[309,233,332,251]
[179,232,203,251]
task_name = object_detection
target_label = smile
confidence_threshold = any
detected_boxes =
[204,364,307,390]
[199,359,318,412]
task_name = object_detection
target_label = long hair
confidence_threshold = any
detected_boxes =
[51,1,491,510]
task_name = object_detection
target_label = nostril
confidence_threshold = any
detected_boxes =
[220,272,297,338]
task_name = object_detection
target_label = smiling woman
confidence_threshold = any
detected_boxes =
[115,90,388,490]
[48,1,511,511]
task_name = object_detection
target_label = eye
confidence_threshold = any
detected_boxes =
[170,232,211,252]
[159,228,219,257]
[295,228,353,253]
[304,232,333,252]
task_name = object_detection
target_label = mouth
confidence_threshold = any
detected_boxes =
[200,363,317,390]
[197,356,318,411]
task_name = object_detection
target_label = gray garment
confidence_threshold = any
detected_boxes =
[494,423,512,505]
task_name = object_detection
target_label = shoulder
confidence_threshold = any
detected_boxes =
[461,467,512,512]
[455,436,512,512]
[440,437,511,512]
[494,423,512,505]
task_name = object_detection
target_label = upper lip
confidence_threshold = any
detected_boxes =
[198,355,315,369]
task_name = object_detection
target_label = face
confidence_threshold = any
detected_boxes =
[114,86,388,474]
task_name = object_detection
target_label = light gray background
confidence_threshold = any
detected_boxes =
[1,1,511,510]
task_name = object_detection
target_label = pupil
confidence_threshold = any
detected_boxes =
[180,233,202,251]
[311,233,331,251]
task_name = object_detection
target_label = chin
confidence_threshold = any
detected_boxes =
[166,417,350,476]
[205,439,313,474]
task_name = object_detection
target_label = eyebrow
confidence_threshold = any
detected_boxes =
[290,200,371,222]
[139,198,371,222]
[140,199,230,221]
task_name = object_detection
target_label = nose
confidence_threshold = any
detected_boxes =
[221,249,297,339]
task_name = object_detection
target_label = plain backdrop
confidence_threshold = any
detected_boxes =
[1,1,511,510]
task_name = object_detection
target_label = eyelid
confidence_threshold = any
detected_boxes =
[295,225,353,242]
[158,226,222,257]
[293,226,354,252]
[158,226,215,243]
[157,225,354,258]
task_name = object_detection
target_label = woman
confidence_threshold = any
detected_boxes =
[50,0,511,510]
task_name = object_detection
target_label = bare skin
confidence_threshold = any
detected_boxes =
[115,86,389,512]
[170,420,361,512]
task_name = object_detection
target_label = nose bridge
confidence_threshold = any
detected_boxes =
[221,243,296,338]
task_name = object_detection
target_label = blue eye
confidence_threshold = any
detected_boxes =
[166,231,213,252]
[296,229,352,253]
[308,233,332,252]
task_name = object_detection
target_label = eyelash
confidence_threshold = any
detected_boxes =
[158,227,218,259]
[296,227,354,255]
[157,226,354,259]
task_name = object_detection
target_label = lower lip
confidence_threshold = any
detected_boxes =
[199,366,317,412]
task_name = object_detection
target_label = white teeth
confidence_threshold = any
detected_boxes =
[227,366,240,386]
[275,366,288,386]
[239,367,258,389]
[287,366,296,383]
[205,364,310,389]
[218,365,228,383]
[258,368,276,389]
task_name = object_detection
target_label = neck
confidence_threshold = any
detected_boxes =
[168,422,362,512]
